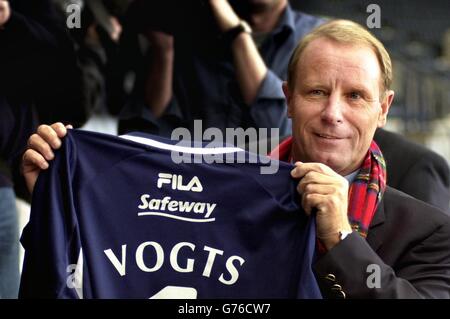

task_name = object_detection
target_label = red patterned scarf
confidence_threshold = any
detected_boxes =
[269,136,386,237]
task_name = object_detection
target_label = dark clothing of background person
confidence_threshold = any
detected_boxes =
[0,96,37,298]
[0,0,85,298]
[374,128,450,213]
[0,0,87,127]
[0,96,37,189]
[63,0,130,118]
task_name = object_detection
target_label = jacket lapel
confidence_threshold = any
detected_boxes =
[366,194,386,252]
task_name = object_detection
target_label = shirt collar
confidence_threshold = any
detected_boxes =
[344,170,359,184]
[270,3,296,36]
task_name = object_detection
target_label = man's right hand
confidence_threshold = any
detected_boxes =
[22,123,72,194]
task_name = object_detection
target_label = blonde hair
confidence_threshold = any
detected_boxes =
[287,19,393,97]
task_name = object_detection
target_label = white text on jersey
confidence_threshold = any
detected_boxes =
[104,241,245,286]
[138,195,217,222]
[158,173,203,192]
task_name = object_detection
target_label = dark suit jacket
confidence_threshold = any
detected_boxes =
[374,128,450,212]
[314,186,450,298]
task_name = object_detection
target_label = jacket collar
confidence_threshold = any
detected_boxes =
[269,3,295,38]
[366,190,387,252]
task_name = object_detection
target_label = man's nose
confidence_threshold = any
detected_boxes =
[321,94,344,125]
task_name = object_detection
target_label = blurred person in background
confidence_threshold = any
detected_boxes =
[115,0,324,137]
[374,128,450,213]
[0,0,87,297]
[57,0,131,118]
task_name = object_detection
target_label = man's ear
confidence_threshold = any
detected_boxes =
[282,82,293,118]
[377,90,394,127]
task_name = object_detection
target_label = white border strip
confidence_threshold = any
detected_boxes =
[120,135,243,155]
[137,211,216,223]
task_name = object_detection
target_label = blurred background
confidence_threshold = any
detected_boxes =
[297,0,450,158]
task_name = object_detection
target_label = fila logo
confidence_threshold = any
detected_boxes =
[157,173,203,192]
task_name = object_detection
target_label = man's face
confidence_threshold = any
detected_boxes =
[283,37,394,176]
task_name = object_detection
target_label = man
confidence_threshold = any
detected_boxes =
[275,19,450,298]
[117,0,323,136]
[22,20,450,298]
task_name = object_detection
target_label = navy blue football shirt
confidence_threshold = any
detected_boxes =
[20,129,321,299]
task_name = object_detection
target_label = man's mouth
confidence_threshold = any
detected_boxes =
[315,133,344,139]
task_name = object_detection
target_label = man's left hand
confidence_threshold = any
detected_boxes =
[291,162,353,251]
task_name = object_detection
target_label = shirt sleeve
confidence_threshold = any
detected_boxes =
[249,70,291,137]
[19,134,81,299]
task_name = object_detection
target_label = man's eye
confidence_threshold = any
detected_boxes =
[348,92,361,100]
[310,90,325,96]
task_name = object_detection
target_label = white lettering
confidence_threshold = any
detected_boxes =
[193,203,205,214]
[170,242,195,273]
[168,200,178,211]
[103,241,244,286]
[178,201,196,213]
[157,173,172,189]
[157,173,203,192]
[202,246,224,278]
[104,245,127,276]
[138,194,150,209]
[148,198,161,210]
[160,196,171,210]
[219,256,245,285]
[137,194,217,220]
[136,242,164,272]
[205,203,217,218]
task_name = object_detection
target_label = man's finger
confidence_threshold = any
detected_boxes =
[22,149,49,170]
[298,170,338,187]
[298,182,336,196]
[50,122,70,139]
[301,193,326,215]
[291,162,336,179]
[36,124,63,149]
[27,134,54,161]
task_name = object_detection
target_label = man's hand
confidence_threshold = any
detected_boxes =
[209,0,240,32]
[0,0,11,27]
[22,123,72,194]
[291,162,352,251]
